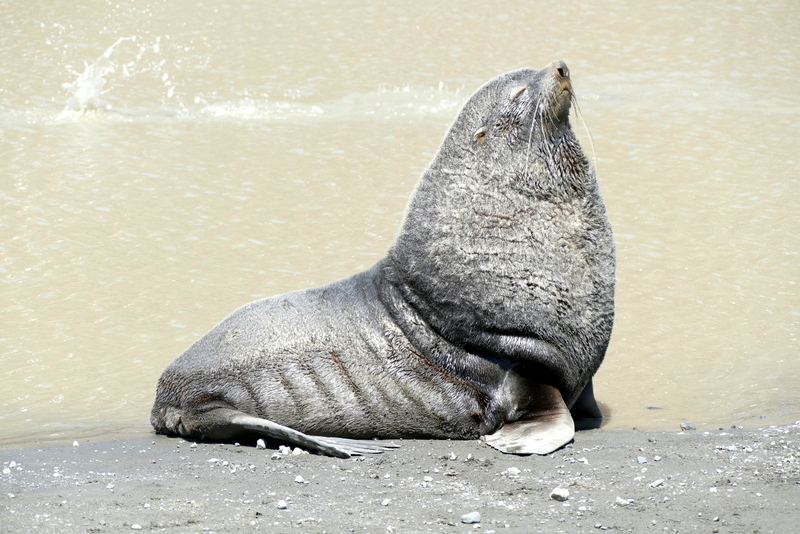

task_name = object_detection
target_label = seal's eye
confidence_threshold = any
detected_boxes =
[473,126,488,143]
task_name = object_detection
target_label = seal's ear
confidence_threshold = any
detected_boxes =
[473,126,488,143]
[509,86,527,103]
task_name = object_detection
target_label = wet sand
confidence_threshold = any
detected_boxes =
[1,423,798,533]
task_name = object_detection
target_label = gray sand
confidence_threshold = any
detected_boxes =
[1,423,798,533]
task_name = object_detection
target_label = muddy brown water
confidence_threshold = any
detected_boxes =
[1,1,798,448]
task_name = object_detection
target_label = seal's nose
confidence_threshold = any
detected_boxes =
[552,60,570,80]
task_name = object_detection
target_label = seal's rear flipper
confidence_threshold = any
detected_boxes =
[189,408,397,458]
[312,436,400,455]
[481,384,575,455]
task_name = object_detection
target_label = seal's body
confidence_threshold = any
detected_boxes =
[151,61,615,457]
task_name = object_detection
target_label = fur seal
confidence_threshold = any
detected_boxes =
[151,61,615,458]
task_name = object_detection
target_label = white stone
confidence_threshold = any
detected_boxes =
[461,511,481,524]
[550,487,570,501]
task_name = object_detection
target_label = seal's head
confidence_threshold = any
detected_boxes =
[449,60,590,199]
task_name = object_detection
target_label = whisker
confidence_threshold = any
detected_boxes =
[523,98,542,178]
[570,93,598,174]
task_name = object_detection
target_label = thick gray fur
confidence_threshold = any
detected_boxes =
[151,61,615,457]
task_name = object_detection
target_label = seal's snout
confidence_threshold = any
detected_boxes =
[549,61,572,93]
[552,60,570,80]
[544,60,573,121]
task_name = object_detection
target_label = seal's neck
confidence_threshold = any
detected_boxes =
[380,137,612,405]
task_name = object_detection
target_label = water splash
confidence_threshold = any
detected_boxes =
[62,37,135,113]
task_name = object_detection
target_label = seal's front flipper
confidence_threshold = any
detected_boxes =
[482,384,575,455]
[570,379,603,430]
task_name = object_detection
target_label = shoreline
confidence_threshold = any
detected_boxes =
[2,423,798,533]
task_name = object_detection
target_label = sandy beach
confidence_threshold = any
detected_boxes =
[2,422,797,533]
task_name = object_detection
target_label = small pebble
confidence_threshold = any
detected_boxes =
[131,525,142,530]
[8,462,16,469]
[448,452,457,461]
[276,500,288,510]
[615,496,634,506]
[381,498,391,506]
[294,475,307,484]
[461,511,481,524]
[636,456,647,464]
[503,467,520,476]
[650,479,664,488]
[73,441,79,447]
[256,439,266,449]
[550,487,570,501]
[279,445,292,455]
[680,421,696,431]
[106,483,115,490]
